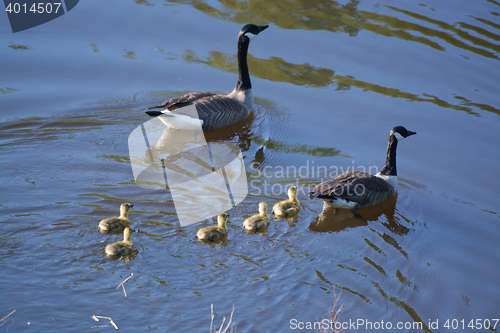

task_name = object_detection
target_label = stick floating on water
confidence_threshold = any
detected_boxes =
[92,315,119,330]
[116,273,134,297]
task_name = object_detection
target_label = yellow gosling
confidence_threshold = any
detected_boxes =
[105,227,135,257]
[99,203,133,233]
[197,213,229,241]
[272,186,300,218]
[243,202,270,233]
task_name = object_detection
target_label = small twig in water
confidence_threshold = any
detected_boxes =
[210,304,235,333]
[92,315,119,330]
[0,310,31,329]
[115,273,134,297]
[318,288,344,333]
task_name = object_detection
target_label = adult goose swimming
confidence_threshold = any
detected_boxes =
[309,126,416,211]
[145,23,269,131]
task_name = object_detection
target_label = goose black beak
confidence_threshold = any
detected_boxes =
[408,130,417,136]
[258,25,269,33]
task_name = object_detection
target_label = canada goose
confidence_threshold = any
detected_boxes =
[243,202,270,233]
[196,213,230,241]
[145,23,269,131]
[272,186,300,218]
[309,126,416,211]
[105,227,135,257]
[98,203,134,233]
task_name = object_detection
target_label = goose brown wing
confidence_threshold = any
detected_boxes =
[194,95,249,131]
[309,171,395,208]
[147,92,217,110]
[148,93,248,131]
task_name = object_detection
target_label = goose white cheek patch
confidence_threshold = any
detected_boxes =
[394,132,405,141]
[245,32,258,41]
[127,104,248,227]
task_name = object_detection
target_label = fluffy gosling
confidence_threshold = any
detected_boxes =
[272,186,300,218]
[197,213,229,241]
[99,203,133,233]
[105,227,135,257]
[243,202,270,233]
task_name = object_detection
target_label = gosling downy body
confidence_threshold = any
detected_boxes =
[243,202,270,233]
[105,227,135,257]
[146,24,269,131]
[309,126,416,211]
[196,213,229,241]
[272,186,300,218]
[99,203,134,233]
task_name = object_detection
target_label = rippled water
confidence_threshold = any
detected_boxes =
[1,0,499,332]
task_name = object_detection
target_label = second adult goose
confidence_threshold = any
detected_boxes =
[308,126,416,211]
[146,24,269,131]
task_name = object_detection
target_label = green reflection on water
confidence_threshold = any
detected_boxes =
[8,44,32,51]
[183,50,334,87]
[182,49,499,116]
[385,5,500,59]
[97,154,131,164]
[262,138,346,157]
[0,87,20,95]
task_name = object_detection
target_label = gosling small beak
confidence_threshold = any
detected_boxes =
[130,205,134,208]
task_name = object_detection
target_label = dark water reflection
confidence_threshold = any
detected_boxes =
[169,0,500,59]
[182,49,500,116]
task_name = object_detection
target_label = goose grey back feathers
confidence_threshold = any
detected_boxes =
[309,170,396,210]
[309,126,416,211]
[146,24,268,131]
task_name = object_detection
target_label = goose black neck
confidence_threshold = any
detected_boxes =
[235,35,251,91]
[379,135,398,176]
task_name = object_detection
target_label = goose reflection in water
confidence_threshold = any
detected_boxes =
[128,112,258,226]
[309,194,410,236]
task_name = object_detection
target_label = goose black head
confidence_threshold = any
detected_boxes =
[390,126,417,141]
[239,24,269,41]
